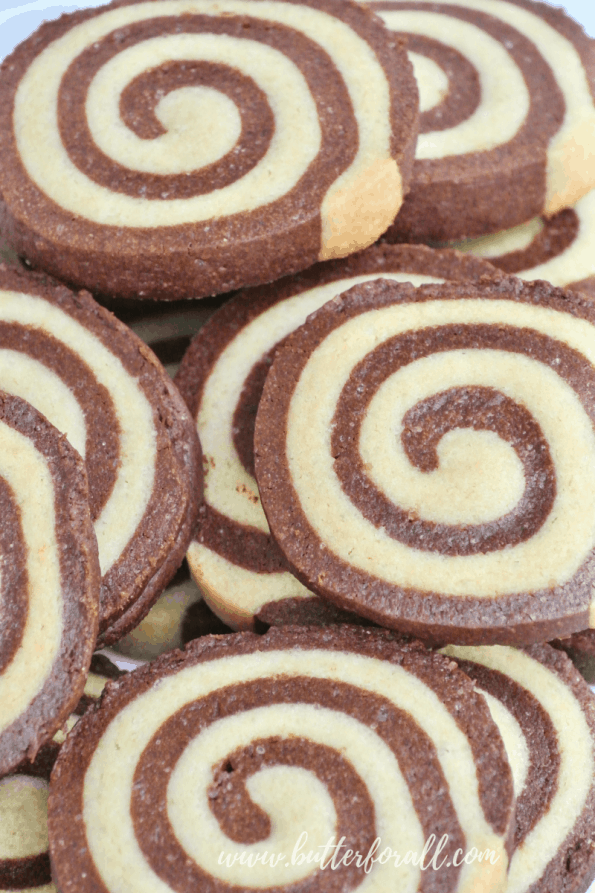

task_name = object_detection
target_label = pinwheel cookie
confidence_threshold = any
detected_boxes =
[0,655,125,893]
[175,244,496,629]
[0,744,60,893]
[0,265,202,647]
[445,644,595,893]
[0,392,99,776]
[367,0,595,242]
[255,276,595,645]
[0,0,418,300]
[448,188,595,298]
[49,626,514,893]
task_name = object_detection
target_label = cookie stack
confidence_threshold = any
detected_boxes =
[2,0,595,892]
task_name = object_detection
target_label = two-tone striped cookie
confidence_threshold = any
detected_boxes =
[0,0,418,301]
[0,656,125,893]
[444,644,595,893]
[48,626,514,893]
[0,392,99,775]
[255,276,595,645]
[0,744,60,893]
[0,265,202,647]
[367,0,595,242]
[111,562,213,662]
[447,188,595,298]
[175,244,497,629]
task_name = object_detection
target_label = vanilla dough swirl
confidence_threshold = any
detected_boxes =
[175,244,496,630]
[255,277,595,644]
[0,392,99,777]
[49,627,514,893]
[367,0,595,241]
[0,0,417,300]
[0,266,202,646]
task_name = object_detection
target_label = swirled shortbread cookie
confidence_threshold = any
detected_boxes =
[367,0,595,242]
[0,391,99,775]
[255,276,595,645]
[444,644,595,893]
[0,0,418,301]
[0,656,125,893]
[447,189,595,298]
[111,562,208,661]
[48,626,514,893]
[175,244,496,629]
[0,744,60,893]
[0,265,202,646]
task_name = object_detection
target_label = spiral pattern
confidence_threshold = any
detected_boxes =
[254,277,595,644]
[367,0,595,241]
[444,644,595,893]
[0,744,59,893]
[49,627,514,893]
[0,267,202,645]
[0,0,417,300]
[448,187,595,298]
[174,244,496,629]
[0,391,99,776]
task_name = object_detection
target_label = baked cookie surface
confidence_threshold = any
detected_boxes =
[447,188,595,298]
[0,265,202,646]
[0,0,418,300]
[0,392,99,775]
[369,0,595,242]
[255,276,595,644]
[445,643,595,893]
[175,244,496,629]
[48,626,514,893]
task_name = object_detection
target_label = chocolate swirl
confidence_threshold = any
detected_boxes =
[448,189,595,298]
[254,276,595,644]
[372,0,595,241]
[444,644,595,893]
[0,265,202,645]
[0,0,417,299]
[0,392,99,776]
[174,244,497,629]
[49,627,514,893]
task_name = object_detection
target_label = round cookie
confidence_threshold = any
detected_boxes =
[111,562,208,662]
[0,391,99,775]
[0,744,60,893]
[0,264,202,646]
[48,626,514,893]
[444,644,595,893]
[447,188,595,298]
[0,656,125,893]
[175,243,497,629]
[0,0,418,301]
[255,276,595,645]
[367,0,595,243]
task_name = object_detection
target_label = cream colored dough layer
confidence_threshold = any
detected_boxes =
[83,650,507,893]
[0,291,156,575]
[444,645,594,893]
[480,692,529,798]
[404,0,595,210]
[381,10,529,159]
[452,189,595,287]
[200,273,442,531]
[14,0,395,241]
[408,51,449,113]
[187,541,311,629]
[0,422,62,736]
[286,299,595,597]
[0,775,49,859]
[450,217,544,259]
